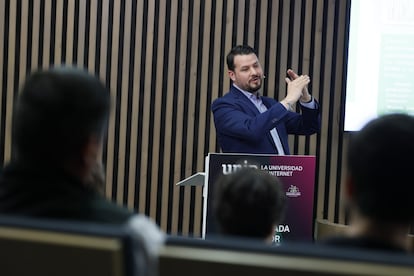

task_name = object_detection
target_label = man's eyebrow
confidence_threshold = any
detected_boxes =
[239,62,257,69]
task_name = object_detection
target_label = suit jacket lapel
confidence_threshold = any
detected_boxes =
[230,86,260,115]
[261,97,274,109]
[229,86,286,154]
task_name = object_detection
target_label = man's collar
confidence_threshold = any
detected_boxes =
[233,83,260,99]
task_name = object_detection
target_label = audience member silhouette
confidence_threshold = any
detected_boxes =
[213,167,286,243]
[0,66,164,275]
[321,114,414,253]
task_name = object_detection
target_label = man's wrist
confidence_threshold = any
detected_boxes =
[281,100,294,111]
[300,96,312,103]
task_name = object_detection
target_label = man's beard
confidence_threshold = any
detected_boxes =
[246,78,262,92]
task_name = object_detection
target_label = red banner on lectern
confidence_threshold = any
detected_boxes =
[204,153,316,243]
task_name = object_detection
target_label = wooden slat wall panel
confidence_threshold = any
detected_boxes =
[0,0,351,236]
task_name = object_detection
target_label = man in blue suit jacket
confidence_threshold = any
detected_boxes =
[212,45,320,155]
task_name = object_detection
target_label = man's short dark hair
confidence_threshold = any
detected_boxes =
[12,66,110,164]
[347,113,414,223]
[226,45,257,71]
[213,167,286,239]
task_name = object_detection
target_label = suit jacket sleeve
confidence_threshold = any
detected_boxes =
[212,96,293,143]
[212,93,320,144]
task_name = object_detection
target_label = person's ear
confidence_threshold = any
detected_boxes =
[80,135,106,193]
[82,134,101,168]
[266,225,276,244]
[228,70,236,81]
[344,174,355,200]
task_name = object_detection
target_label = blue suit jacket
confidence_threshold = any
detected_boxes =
[211,86,320,154]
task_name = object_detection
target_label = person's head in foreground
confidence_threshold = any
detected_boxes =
[213,167,286,242]
[12,66,110,191]
[344,113,414,252]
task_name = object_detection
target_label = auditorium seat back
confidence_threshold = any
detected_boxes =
[315,219,349,240]
[0,216,135,276]
[160,236,414,276]
[315,219,414,249]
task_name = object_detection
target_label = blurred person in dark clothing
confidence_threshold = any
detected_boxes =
[213,167,286,243]
[320,114,414,253]
[0,66,164,276]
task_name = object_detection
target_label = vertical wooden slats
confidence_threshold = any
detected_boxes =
[120,0,134,206]
[104,0,119,201]
[159,0,177,232]
[209,0,224,152]
[19,1,28,84]
[323,0,337,223]
[65,0,75,64]
[0,0,352,236]
[194,0,212,236]
[0,0,5,167]
[265,1,279,100]
[256,1,267,66]
[332,0,349,224]
[150,0,165,221]
[172,0,187,234]
[4,0,15,163]
[181,0,197,236]
[125,0,140,211]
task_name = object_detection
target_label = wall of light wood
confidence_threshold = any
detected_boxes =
[0,0,350,236]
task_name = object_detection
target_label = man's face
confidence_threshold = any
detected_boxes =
[228,53,264,93]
